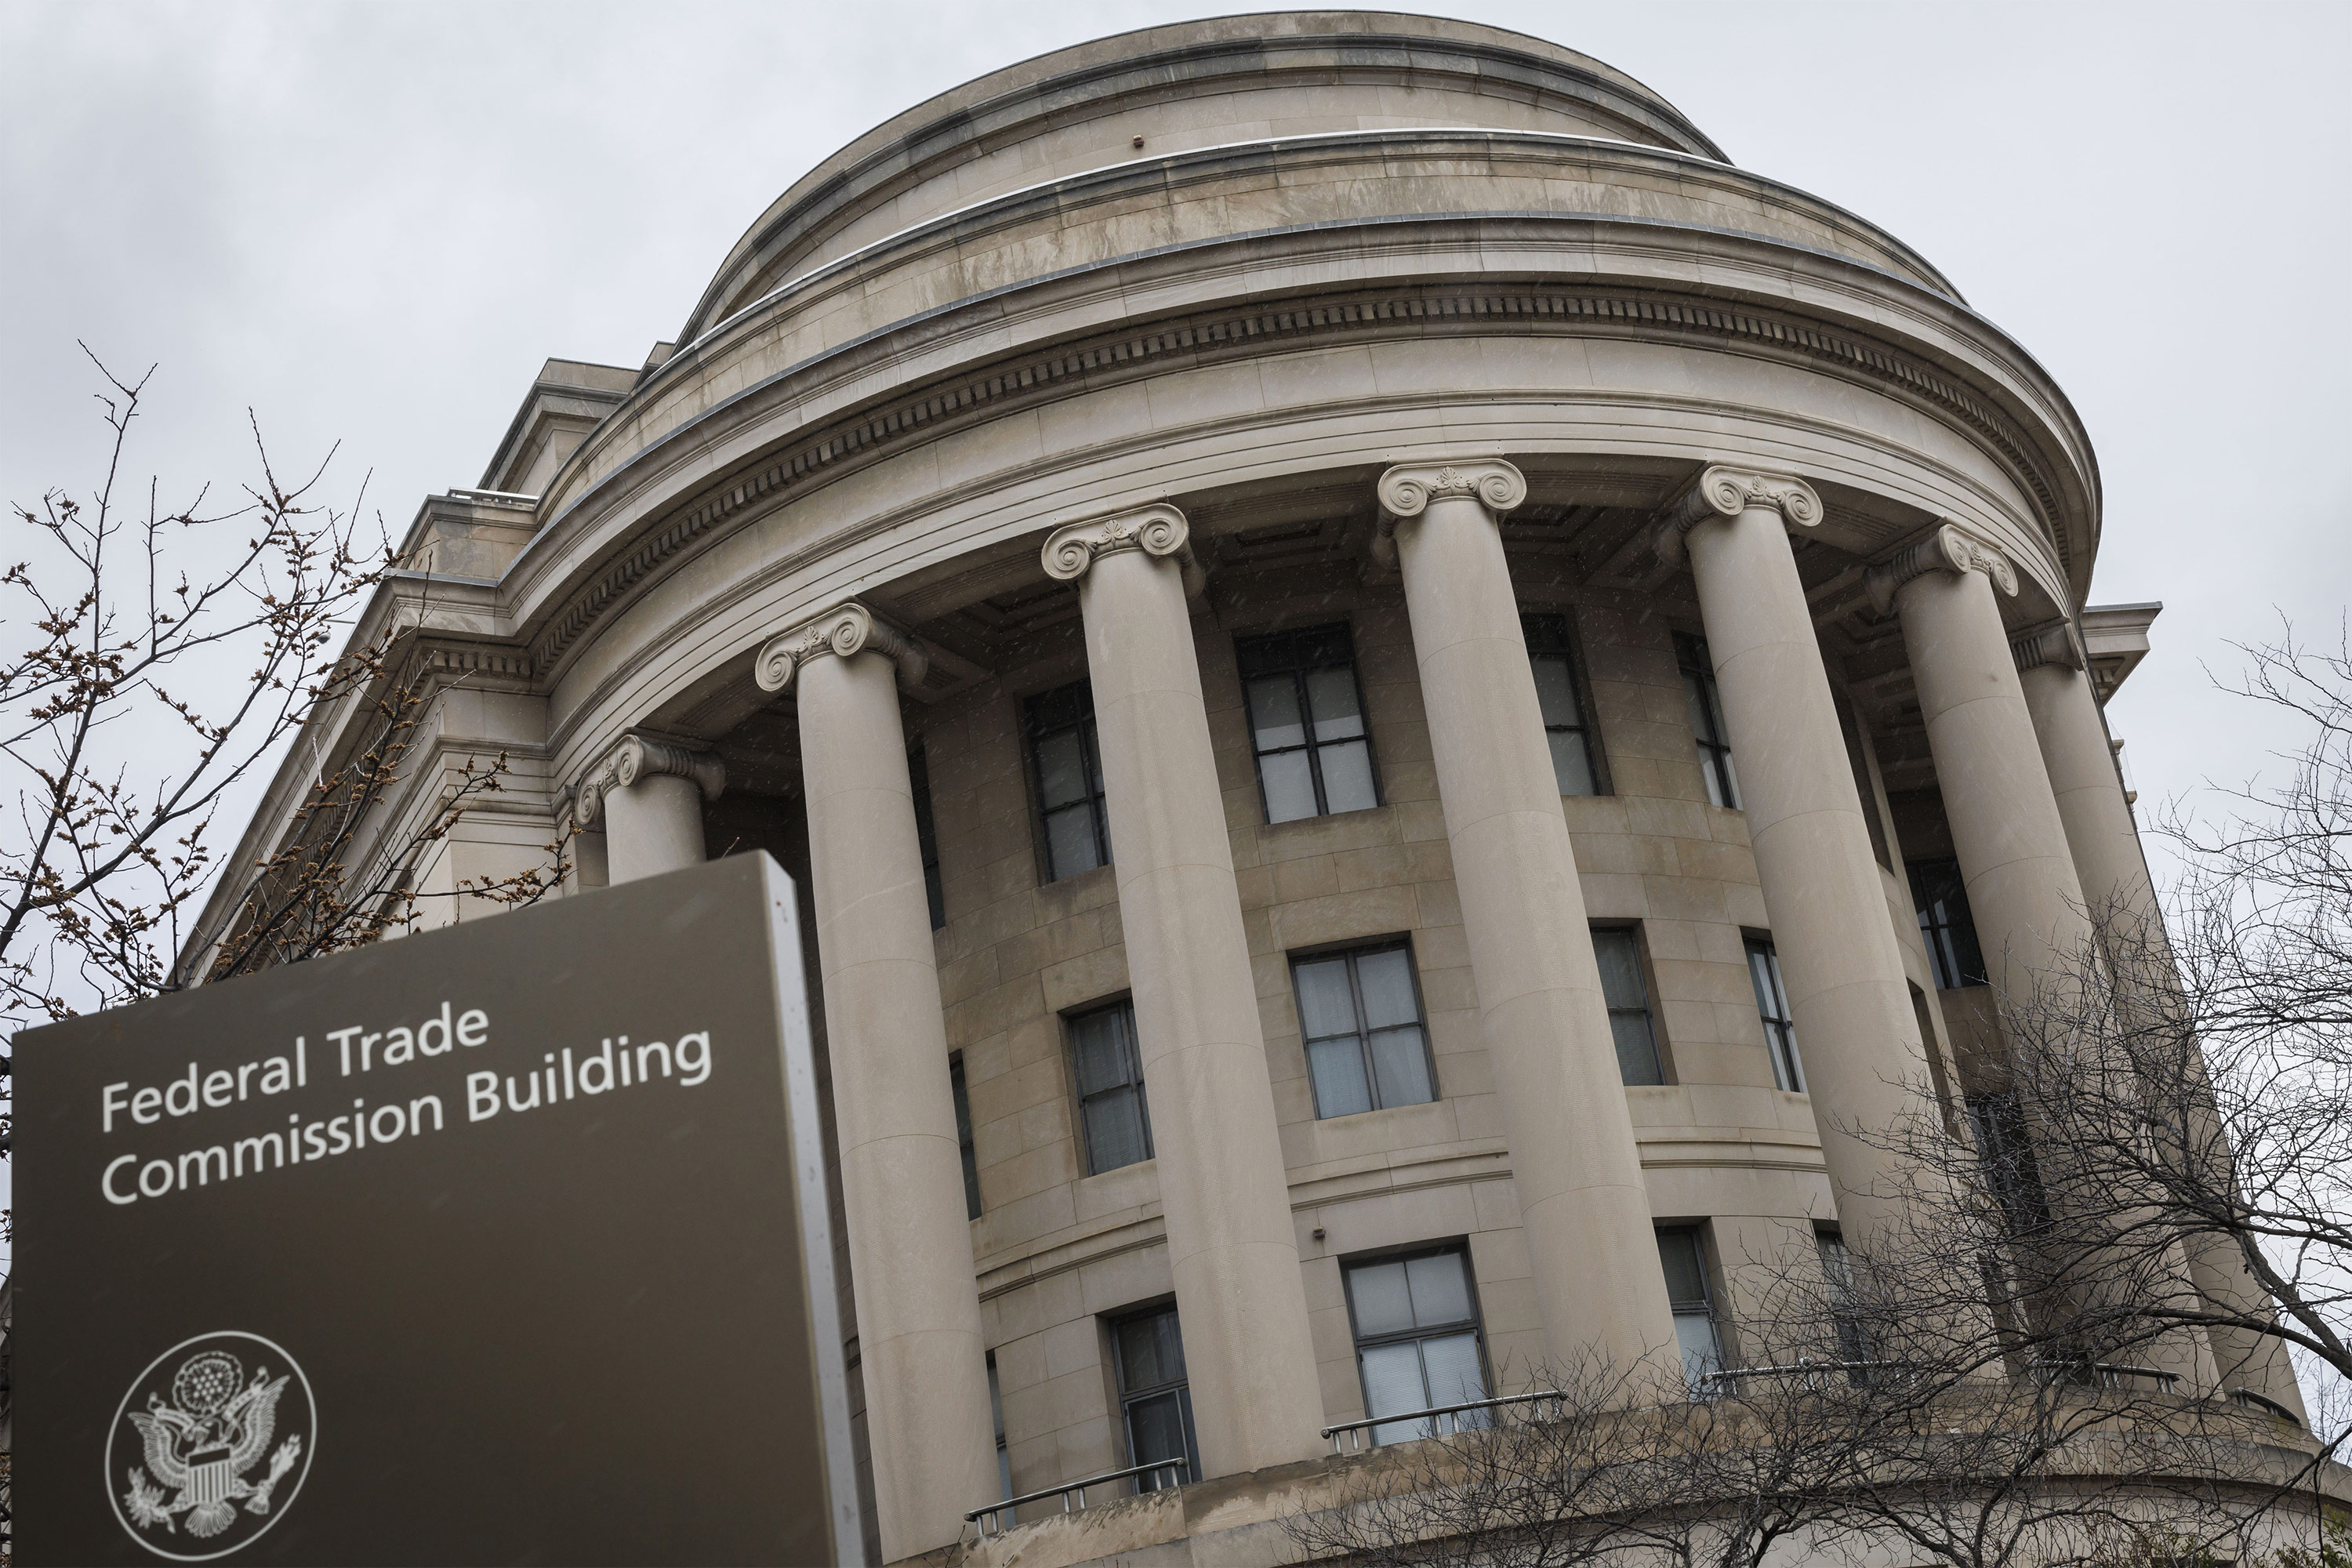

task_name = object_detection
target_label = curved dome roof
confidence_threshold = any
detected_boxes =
[680,11,1727,343]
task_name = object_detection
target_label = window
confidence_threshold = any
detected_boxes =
[1236,623,1378,823]
[1967,1092,2053,1237]
[1025,681,1109,881]
[1676,632,1739,809]
[1069,1000,1153,1174]
[950,1053,982,1220]
[1657,1227,1724,1390]
[1112,1305,1197,1491]
[1345,1247,1490,1443]
[985,1351,1013,1520]
[1292,942,1436,1118]
[1815,1227,1871,1373]
[1745,938,1803,1093]
[909,744,947,929]
[1834,695,1892,869]
[1523,614,1600,797]
[1592,927,1664,1086]
[1908,858,1987,989]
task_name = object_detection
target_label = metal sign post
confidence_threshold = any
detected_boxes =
[18,854,861,1566]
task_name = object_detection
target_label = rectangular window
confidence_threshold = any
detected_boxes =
[1592,927,1664,1086]
[985,1351,1013,1519]
[950,1053,982,1220]
[1523,613,1600,797]
[1675,632,1740,809]
[1025,681,1109,881]
[1815,1226,1872,1374]
[1967,1091,2053,1237]
[1292,942,1436,1118]
[1112,1304,1197,1492]
[1069,1000,1153,1174]
[1236,623,1379,824]
[1908,858,1987,989]
[1834,695,1892,869]
[1345,1247,1490,1444]
[1657,1227,1724,1390]
[1745,938,1804,1093]
[909,744,947,929]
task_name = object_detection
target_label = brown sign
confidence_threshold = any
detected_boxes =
[17,855,859,1565]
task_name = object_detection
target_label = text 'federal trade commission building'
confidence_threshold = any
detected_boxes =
[187,14,2305,1564]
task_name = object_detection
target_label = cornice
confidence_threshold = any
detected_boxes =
[1864,521,2020,616]
[521,266,2080,687]
[1650,464,1824,567]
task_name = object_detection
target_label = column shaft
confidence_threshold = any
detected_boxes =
[796,648,998,1559]
[1674,477,1930,1241]
[1385,463,1681,1385]
[604,775,705,884]
[1069,534,1326,1476]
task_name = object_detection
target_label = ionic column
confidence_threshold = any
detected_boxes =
[574,734,724,884]
[1867,527,2216,1392]
[754,604,997,1559]
[1040,506,1325,1476]
[1377,459,1682,1386]
[2015,629,2307,1417]
[1653,466,1936,1243]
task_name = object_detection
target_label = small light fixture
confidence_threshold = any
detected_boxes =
[1132,136,1146,149]
[1312,1225,1327,1241]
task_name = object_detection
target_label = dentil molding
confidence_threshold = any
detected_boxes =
[1371,459,1526,565]
[1039,503,1205,594]
[2010,622,2086,676]
[574,733,726,828]
[1649,464,1823,568]
[753,601,931,695]
[1864,521,2020,616]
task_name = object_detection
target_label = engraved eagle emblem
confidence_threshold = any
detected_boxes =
[120,1349,304,1540]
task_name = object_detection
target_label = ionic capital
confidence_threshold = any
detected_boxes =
[1863,522,2020,616]
[1371,459,1526,566]
[574,733,725,828]
[1650,464,1823,567]
[754,601,930,695]
[2010,621,2086,676]
[1039,503,1200,591]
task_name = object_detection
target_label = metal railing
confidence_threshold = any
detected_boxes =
[2034,1358,2181,1392]
[965,1457,1189,1537]
[1697,1359,1910,1394]
[1321,1389,1566,1454]
[2230,1387,2301,1425]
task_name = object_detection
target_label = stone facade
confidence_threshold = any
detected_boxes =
[187,13,2311,1565]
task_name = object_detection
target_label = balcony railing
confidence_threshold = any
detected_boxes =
[965,1457,1189,1537]
[1321,1389,1567,1454]
[2034,1358,2182,1392]
[2229,1387,2301,1426]
[1697,1359,1912,1393]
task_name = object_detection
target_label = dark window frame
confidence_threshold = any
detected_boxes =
[1341,1243,1493,1444]
[1235,622,1381,825]
[1522,612,1606,797]
[909,742,947,929]
[1290,938,1439,1119]
[1657,1225,1726,1389]
[1675,631,1740,810]
[1592,924,1668,1086]
[949,1051,982,1220]
[1832,695,1893,869]
[1815,1225,1874,1376]
[1024,680,1111,883]
[1967,1091,2055,1238]
[1068,998,1154,1175]
[1908,857,1987,989]
[1109,1301,1198,1494]
[1744,936,1805,1093]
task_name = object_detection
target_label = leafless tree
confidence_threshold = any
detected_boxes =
[2,350,568,1160]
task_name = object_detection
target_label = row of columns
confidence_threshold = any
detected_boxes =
[571,458,2285,1557]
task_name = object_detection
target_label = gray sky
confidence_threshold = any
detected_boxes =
[3,2,2347,1269]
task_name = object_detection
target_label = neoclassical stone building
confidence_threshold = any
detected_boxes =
[194,13,2308,1563]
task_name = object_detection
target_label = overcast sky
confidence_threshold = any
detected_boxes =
[2,2,2347,1265]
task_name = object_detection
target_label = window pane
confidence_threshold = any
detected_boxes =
[1046,805,1103,877]
[1531,655,1580,729]
[1247,675,1305,751]
[1305,665,1367,741]
[1591,931,1647,1011]
[1118,1308,1182,1390]
[1348,1260,1414,1336]
[1713,752,1740,810]
[1675,1309,1723,1388]
[1355,949,1419,1028]
[1316,739,1378,813]
[1070,1010,1131,1095]
[1656,1230,1708,1307]
[1259,750,1319,824]
[1360,1341,1429,1439]
[1405,1250,1475,1327]
[1419,1330,1486,1407]
[1308,1036,1374,1118]
[1681,670,1718,747]
[1610,1012,1664,1086]
[1126,1388,1189,1469]
[1084,1087,1151,1173]
[1548,728,1596,797]
[1294,958,1359,1039]
[1370,1026,1434,1108]
[952,1057,982,1220]
[1035,730,1090,808]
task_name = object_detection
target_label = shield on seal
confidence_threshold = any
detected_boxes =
[183,1444,236,1509]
